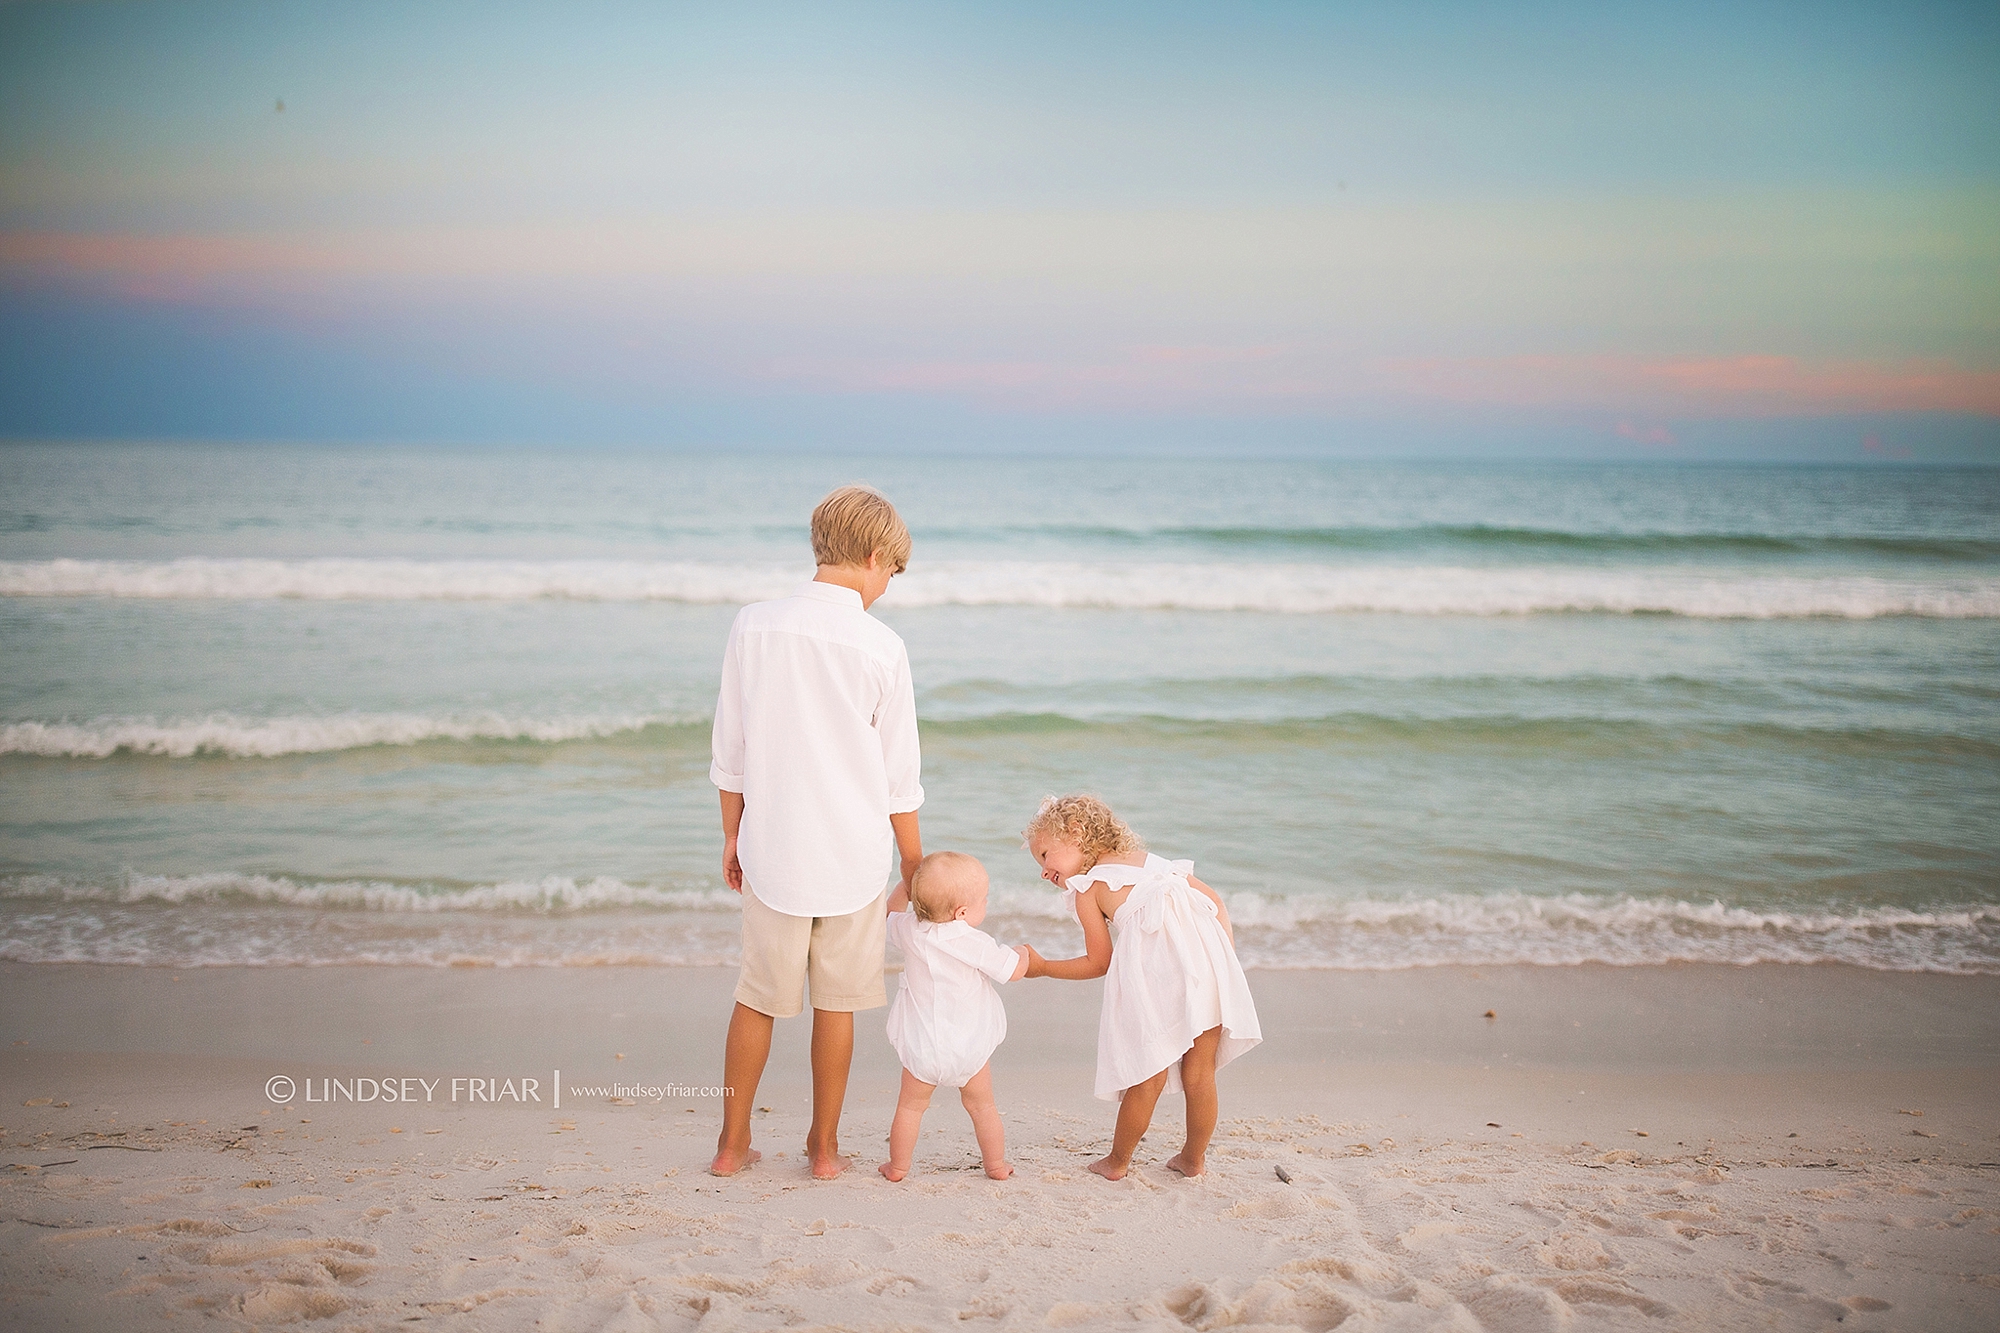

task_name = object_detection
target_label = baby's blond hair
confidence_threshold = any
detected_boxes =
[811,485,911,573]
[1021,794,1144,871]
[909,850,984,923]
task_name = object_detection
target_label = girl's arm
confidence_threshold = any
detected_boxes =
[1024,890,1113,979]
[1187,873,1233,941]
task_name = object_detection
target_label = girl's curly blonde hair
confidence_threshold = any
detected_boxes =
[1021,794,1144,870]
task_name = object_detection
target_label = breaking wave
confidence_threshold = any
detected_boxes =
[2,874,1993,973]
[3,557,1998,617]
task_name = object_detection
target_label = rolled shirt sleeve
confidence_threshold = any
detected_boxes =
[878,645,925,815]
[708,614,746,793]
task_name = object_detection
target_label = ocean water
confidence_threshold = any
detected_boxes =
[3,442,1996,973]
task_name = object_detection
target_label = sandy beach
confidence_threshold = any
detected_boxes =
[2,961,1996,1331]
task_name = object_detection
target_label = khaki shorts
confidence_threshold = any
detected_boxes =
[734,886,887,1018]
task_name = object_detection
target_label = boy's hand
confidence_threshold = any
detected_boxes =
[722,838,743,892]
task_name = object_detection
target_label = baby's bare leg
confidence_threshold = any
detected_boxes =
[958,1063,1012,1180]
[1167,1025,1223,1178]
[1091,1067,1170,1181]
[880,1068,934,1182]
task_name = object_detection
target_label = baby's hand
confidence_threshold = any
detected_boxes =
[1010,944,1032,981]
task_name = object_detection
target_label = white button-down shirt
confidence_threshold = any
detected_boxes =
[709,581,924,917]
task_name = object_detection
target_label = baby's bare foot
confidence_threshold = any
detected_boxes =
[878,1161,908,1182]
[709,1146,761,1177]
[983,1160,1014,1180]
[1087,1155,1129,1181]
[1165,1152,1204,1178]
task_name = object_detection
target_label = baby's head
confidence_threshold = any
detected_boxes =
[1021,794,1144,888]
[909,850,990,926]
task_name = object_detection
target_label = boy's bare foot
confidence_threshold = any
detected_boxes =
[709,1146,761,1177]
[1165,1151,1204,1178]
[983,1160,1014,1180]
[1087,1154,1129,1181]
[878,1161,908,1182]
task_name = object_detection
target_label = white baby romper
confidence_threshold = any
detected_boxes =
[884,910,1021,1088]
[1067,854,1262,1102]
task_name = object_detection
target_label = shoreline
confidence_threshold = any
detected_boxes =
[3,961,1997,1329]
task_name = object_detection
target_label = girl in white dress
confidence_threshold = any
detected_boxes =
[1020,795,1260,1180]
[880,851,1030,1182]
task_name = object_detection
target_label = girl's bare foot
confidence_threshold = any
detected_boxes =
[1166,1151,1204,1178]
[709,1146,761,1177]
[808,1150,849,1180]
[983,1160,1014,1180]
[1087,1154,1129,1181]
[878,1161,908,1182]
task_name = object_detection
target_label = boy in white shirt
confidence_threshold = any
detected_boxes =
[708,485,925,1179]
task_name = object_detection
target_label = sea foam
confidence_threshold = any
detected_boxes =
[3,874,1993,973]
[0,712,683,759]
[3,557,1996,617]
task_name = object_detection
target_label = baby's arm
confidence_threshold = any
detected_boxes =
[1188,873,1233,941]
[1024,890,1113,980]
[886,881,910,914]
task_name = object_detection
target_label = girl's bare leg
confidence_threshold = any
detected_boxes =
[1166,1025,1223,1178]
[958,1063,1012,1179]
[1090,1067,1170,1181]
[880,1069,934,1181]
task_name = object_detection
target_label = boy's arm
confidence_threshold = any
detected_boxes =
[889,810,922,903]
[1024,891,1113,980]
[1187,872,1232,940]
[719,791,745,892]
[711,615,747,894]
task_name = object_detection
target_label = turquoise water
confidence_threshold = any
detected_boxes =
[3,443,1996,970]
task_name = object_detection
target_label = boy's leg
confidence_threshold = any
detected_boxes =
[1091,1066,1171,1181]
[802,893,889,1181]
[958,1063,1012,1180]
[1167,1025,1223,1178]
[806,1007,853,1178]
[712,1003,774,1175]
[717,887,810,1177]
[880,1068,935,1181]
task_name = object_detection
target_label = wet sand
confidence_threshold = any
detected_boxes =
[2,961,1997,1330]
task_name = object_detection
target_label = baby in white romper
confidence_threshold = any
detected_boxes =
[881,851,1030,1181]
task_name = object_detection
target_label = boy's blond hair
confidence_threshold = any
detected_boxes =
[811,485,911,573]
[909,850,983,923]
[1021,794,1144,871]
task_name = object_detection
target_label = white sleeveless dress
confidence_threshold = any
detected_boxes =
[1066,854,1262,1102]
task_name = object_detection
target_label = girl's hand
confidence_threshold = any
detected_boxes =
[1010,944,1032,980]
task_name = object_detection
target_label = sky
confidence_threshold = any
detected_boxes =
[1,0,1996,458]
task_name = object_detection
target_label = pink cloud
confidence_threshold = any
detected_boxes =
[1370,354,2000,417]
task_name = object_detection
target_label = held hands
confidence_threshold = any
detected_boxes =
[1018,944,1047,979]
[1009,944,1031,981]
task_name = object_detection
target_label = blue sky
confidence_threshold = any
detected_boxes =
[2,1,1996,456]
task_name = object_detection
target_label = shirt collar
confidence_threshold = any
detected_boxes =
[792,580,865,609]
